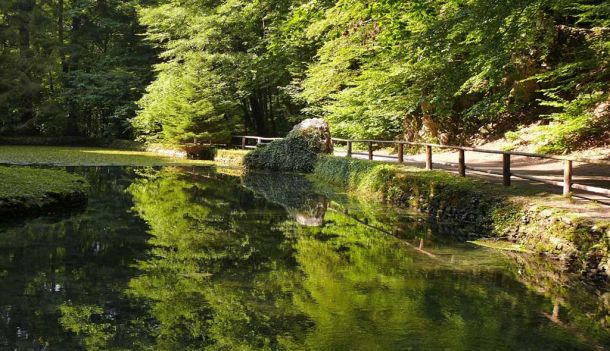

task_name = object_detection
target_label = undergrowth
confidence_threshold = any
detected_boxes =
[505,93,609,154]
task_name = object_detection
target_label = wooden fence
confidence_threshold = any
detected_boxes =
[233,135,610,199]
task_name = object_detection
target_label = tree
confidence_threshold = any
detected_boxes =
[0,0,154,138]
[132,0,301,144]
[274,0,609,149]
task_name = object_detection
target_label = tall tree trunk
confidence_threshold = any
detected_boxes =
[58,0,67,73]
[17,0,34,129]
[249,93,267,136]
[241,101,251,134]
[267,87,277,135]
[66,13,83,135]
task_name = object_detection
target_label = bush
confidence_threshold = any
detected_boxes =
[313,155,506,222]
[215,149,249,167]
[244,132,322,173]
[183,144,216,160]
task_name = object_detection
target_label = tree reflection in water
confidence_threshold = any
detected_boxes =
[124,168,608,350]
[0,167,607,350]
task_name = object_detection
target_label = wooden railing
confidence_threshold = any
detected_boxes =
[235,135,282,149]
[232,135,610,199]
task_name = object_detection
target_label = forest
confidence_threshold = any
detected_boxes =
[1,0,608,152]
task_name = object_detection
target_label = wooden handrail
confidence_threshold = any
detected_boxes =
[233,135,282,141]
[331,138,610,166]
[232,135,610,199]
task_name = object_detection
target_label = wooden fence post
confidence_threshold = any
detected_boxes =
[397,143,404,163]
[563,160,572,196]
[347,141,352,158]
[503,154,511,186]
[368,141,373,160]
[241,137,246,149]
[458,149,465,177]
[425,145,432,170]
[257,137,261,145]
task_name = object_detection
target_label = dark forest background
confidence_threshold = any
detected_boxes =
[1,0,608,153]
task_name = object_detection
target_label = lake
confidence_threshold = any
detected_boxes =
[0,166,608,350]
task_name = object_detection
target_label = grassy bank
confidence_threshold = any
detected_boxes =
[213,149,609,280]
[0,146,215,166]
[312,156,610,281]
[0,166,89,218]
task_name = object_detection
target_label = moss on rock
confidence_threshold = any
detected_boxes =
[244,132,322,172]
[244,118,333,173]
[0,166,89,219]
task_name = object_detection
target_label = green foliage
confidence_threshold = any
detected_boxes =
[274,0,610,146]
[3,0,608,151]
[59,304,115,351]
[132,54,237,144]
[132,0,300,145]
[0,0,154,138]
[507,92,609,153]
[244,132,323,173]
[314,155,491,197]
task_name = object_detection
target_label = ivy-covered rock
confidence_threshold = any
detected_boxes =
[290,118,334,154]
[244,119,333,172]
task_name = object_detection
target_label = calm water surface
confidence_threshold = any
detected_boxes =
[0,166,608,350]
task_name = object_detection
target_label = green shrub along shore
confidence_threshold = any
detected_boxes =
[312,156,610,281]
[0,166,89,219]
[215,149,250,167]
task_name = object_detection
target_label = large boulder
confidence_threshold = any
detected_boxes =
[288,118,333,154]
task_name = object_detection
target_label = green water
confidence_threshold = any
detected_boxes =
[0,167,608,350]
